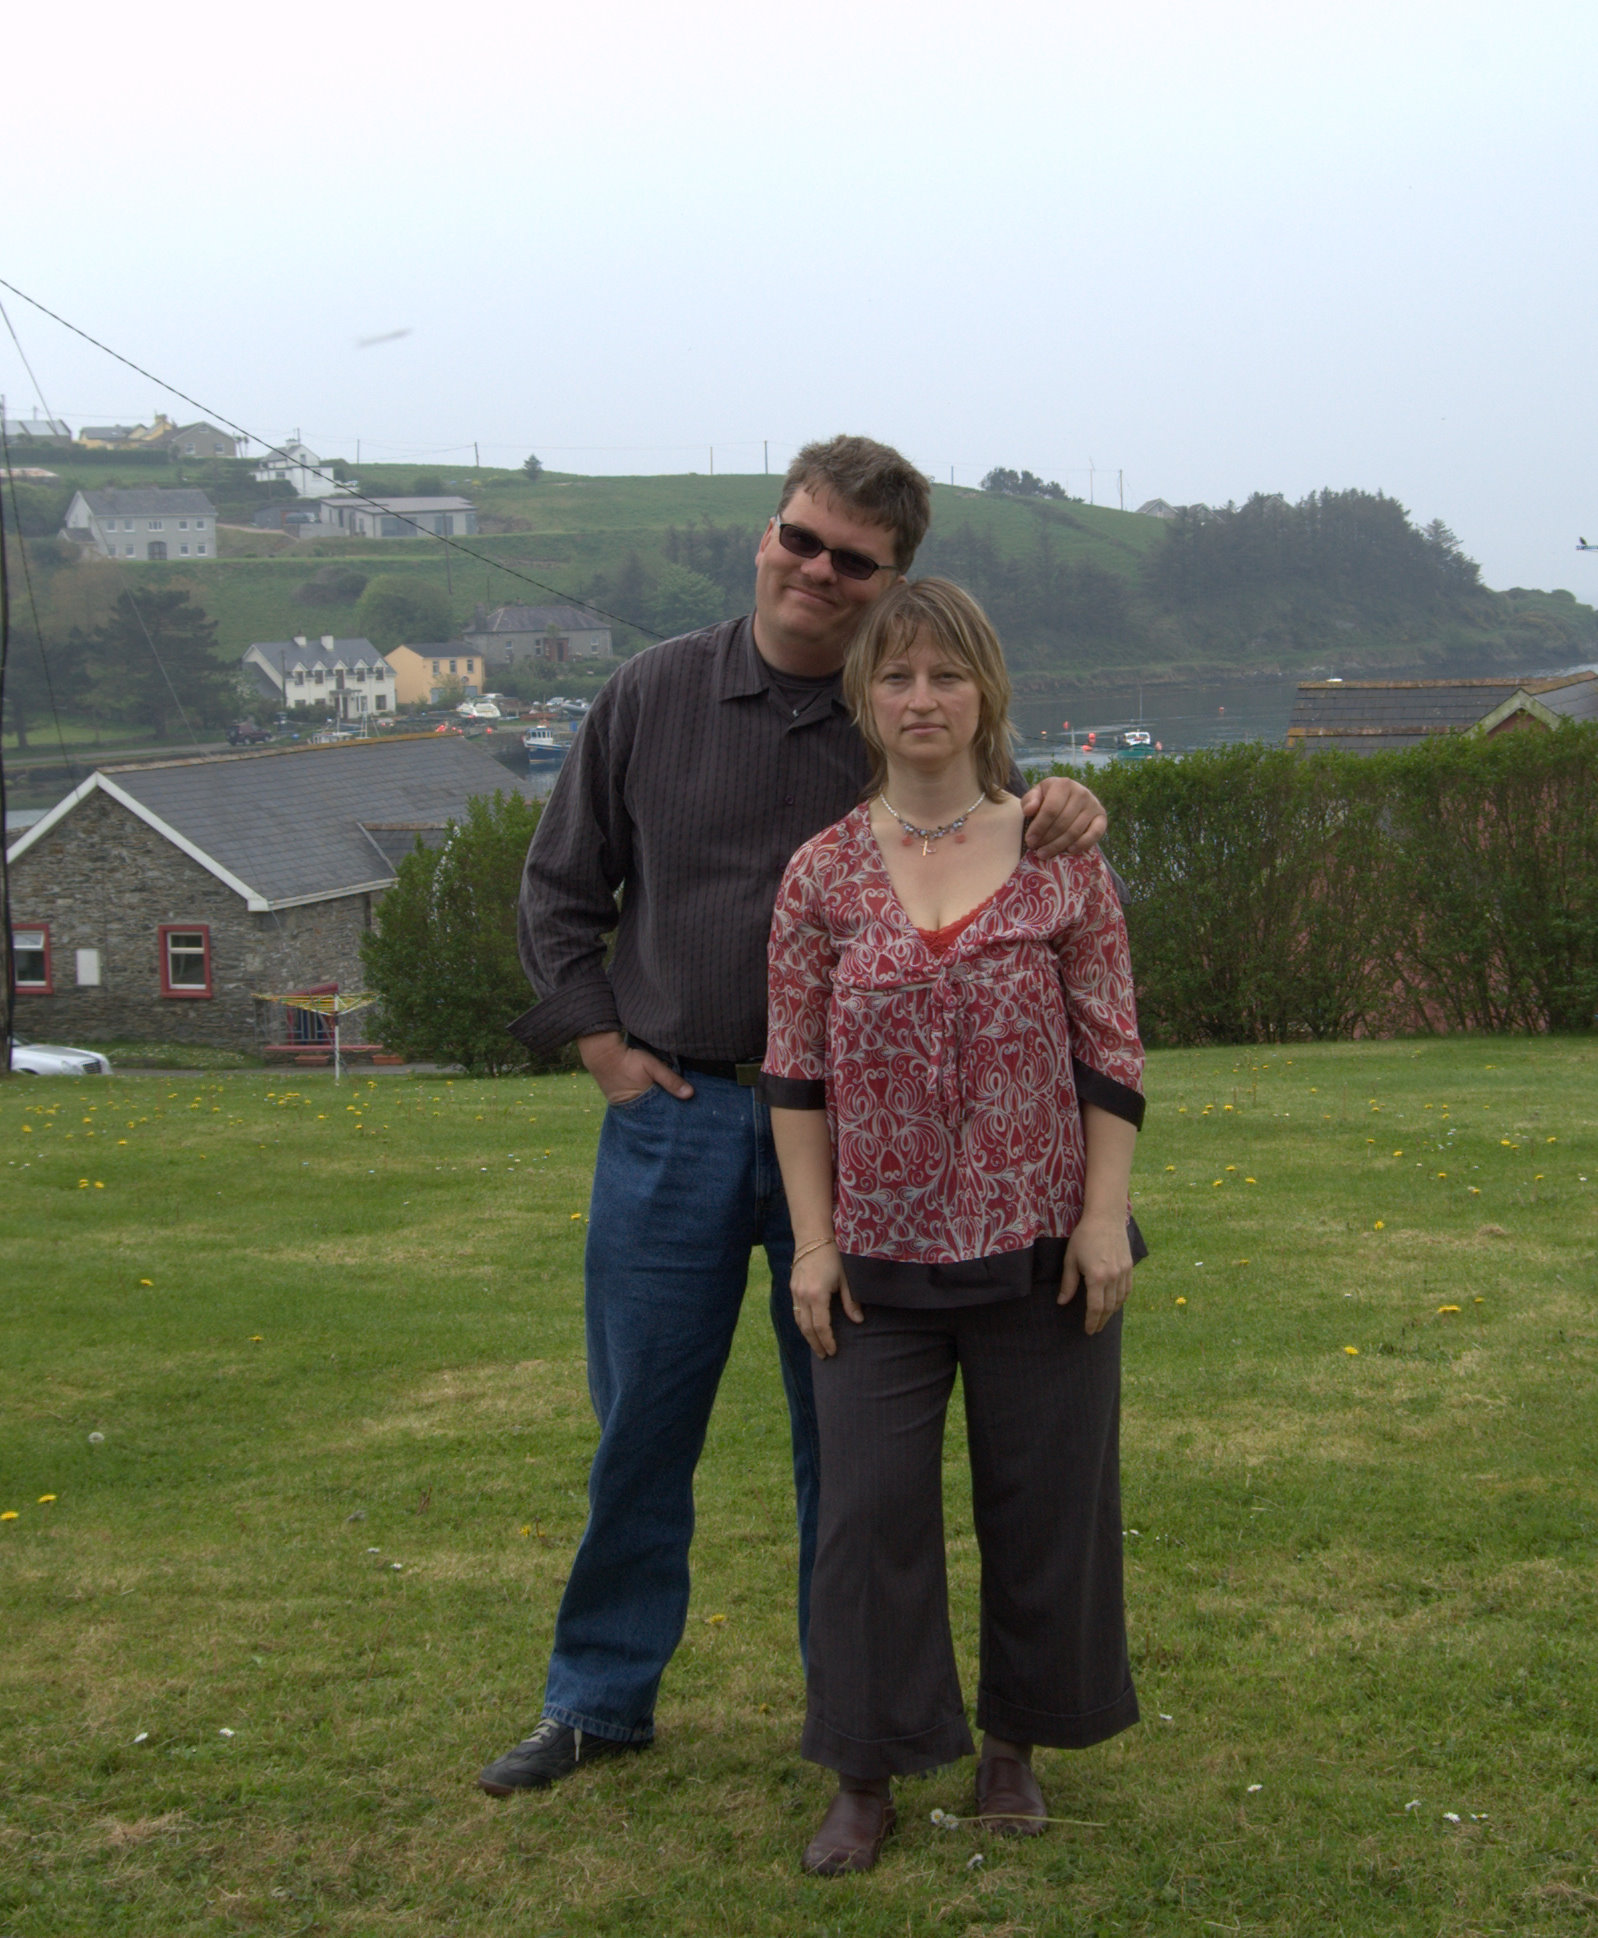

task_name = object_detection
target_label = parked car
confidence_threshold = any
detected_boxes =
[9,1040,113,1076]
[227,720,273,746]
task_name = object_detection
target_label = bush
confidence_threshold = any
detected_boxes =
[412,473,445,497]
[1095,726,1598,1044]
[294,564,369,607]
[355,574,454,649]
[360,792,545,1075]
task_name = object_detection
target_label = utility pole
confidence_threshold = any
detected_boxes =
[1119,469,1124,511]
[950,465,955,486]
[1089,459,1096,506]
[709,446,714,477]
[764,440,769,475]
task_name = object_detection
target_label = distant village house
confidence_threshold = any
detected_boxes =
[252,439,341,498]
[5,736,537,1055]
[61,488,217,561]
[243,637,394,717]
[313,495,477,539]
[1287,673,1598,752]
[76,413,238,458]
[3,415,72,445]
[384,644,486,705]
[463,602,612,666]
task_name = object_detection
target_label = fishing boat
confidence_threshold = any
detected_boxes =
[522,722,568,766]
[1115,729,1156,759]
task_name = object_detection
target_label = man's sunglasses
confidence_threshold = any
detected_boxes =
[774,519,896,583]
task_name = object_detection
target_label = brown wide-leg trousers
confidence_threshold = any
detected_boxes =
[802,1284,1138,1779]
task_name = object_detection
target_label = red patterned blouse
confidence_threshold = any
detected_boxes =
[761,804,1145,1284]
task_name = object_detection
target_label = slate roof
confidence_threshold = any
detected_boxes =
[3,417,71,439]
[247,636,387,669]
[77,487,218,517]
[474,603,609,634]
[8,734,535,910]
[1288,673,1598,751]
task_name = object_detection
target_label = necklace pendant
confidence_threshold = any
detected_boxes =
[901,832,914,848]
[953,831,967,844]
[921,836,933,856]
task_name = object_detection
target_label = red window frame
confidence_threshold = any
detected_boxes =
[159,923,213,998]
[11,921,52,994]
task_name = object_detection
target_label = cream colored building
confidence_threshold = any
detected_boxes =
[384,644,486,705]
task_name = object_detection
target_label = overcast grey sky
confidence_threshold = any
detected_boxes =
[5,1,1594,593]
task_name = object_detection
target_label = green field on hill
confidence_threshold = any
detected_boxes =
[2,1037,1595,1935]
[10,455,1595,701]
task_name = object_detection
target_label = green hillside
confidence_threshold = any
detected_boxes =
[7,457,1595,699]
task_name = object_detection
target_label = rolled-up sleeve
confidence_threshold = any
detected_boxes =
[508,689,633,1055]
[756,849,836,1110]
[1055,852,1145,1128]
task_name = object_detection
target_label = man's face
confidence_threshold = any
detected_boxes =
[752,487,902,672]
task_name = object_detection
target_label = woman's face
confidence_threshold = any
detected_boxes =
[869,630,983,769]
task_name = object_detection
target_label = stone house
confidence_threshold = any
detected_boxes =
[61,488,218,562]
[463,602,612,666]
[242,636,395,717]
[5,735,538,1053]
[1287,673,1598,752]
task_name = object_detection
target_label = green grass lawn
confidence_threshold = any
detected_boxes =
[1,1039,1595,1935]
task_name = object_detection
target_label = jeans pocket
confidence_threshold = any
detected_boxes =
[608,1082,667,1114]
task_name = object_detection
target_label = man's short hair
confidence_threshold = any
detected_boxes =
[778,435,932,570]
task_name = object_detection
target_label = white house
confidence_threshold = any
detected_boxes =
[253,440,341,499]
[242,636,395,719]
[313,495,477,539]
[61,488,218,561]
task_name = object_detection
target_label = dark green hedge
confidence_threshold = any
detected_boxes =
[1094,726,1598,1045]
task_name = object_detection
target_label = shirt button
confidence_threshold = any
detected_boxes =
[784,794,795,805]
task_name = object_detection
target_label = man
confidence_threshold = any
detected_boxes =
[479,436,1107,1795]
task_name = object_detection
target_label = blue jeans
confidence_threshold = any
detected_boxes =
[540,1074,819,1744]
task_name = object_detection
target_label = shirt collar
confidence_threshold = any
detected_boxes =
[716,613,851,718]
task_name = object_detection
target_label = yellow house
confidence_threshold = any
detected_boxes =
[384,644,486,705]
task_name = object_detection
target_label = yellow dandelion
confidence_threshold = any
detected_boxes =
[1245,1176,1258,1184]
[1392,1150,1403,1158]
[0,1511,17,1522]
[705,1612,728,1626]
[1436,1305,1461,1314]
[77,1178,89,1189]
[1374,1220,1385,1230]
[1437,1171,1447,1179]
[249,1335,263,1343]
[94,1181,104,1189]
[138,1278,153,1287]
[37,1494,56,1504]
[570,1212,583,1220]
[1547,1136,1557,1143]
[1469,1186,1481,1195]
[1212,1179,1224,1188]
[1474,1296,1485,1304]
[1225,1165,1237,1173]
[1165,1164,1176,1172]
[1343,1346,1360,1356]
[519,1525,532,1538]
[1500,1139,1512,1148]
[1175,1296,1187,1306]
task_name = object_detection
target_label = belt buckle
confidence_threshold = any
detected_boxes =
[735,1061,763,1088]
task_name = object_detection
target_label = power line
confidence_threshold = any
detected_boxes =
[0,276,667,643]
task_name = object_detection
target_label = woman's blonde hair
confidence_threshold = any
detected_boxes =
[843,578,1015,799]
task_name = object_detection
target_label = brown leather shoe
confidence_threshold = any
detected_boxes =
[801,1786,898,1875]
[975,1756,1047,1836]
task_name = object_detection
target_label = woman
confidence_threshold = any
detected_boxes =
[759,579,1145,1876]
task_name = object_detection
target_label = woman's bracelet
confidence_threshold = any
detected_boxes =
[792,1236,838,1267]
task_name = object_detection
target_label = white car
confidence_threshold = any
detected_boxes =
[9,1040,114,1076]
